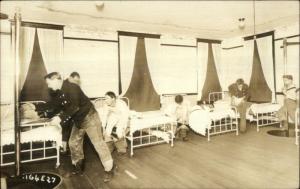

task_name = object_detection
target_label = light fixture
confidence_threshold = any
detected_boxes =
[95,2,105,11]
[238,18,245,30]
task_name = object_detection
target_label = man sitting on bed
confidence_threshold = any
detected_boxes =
[165,95,190,141]
[277,75,298,132]
[228,78,252,133]
[103,91,129,155]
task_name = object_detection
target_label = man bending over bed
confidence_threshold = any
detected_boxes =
[165,95,190,141]
[278,75,298,132]
[228,78,252,133]
[44,72,115,182]
[103,91,129,155]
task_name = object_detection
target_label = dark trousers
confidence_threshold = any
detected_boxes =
[62,124,72,142]
[278,99,298,129]
[236,101,252,132]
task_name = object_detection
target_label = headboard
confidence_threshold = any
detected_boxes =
[208,91,229,104]
[93,97,130,110]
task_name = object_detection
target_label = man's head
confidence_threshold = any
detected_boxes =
[175,95,183,105]
[44,72,63,91]
[69,72,81,85]
[283,75,293,86]
[236,78,244,90]
[105,91,117,106]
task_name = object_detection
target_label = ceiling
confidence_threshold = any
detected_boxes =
[1,1,299,39]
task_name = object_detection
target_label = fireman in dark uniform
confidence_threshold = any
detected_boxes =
[44,72,115,182]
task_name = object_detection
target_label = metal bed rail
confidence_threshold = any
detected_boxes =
[126,120,175,156]
[207,106,239,141]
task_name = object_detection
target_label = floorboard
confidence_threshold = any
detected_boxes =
[1,123,299,189]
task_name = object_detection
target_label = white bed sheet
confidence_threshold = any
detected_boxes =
[189,106,236,136]
[129,111,176,134]
[1,120,62,147]
[248,103,281,114]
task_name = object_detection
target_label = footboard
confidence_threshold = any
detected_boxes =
[207,107,239,141]
[127,119,176,157]
[254,111,280,132]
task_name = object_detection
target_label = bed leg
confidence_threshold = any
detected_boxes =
[130,134,134,157]
[56,145,60,168]
[171,124,174,147]
[207,130,210,142]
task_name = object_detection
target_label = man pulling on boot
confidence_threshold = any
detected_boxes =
[165,95,191,141]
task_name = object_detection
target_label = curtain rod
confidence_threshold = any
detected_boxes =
[10,20,64,30]
[244,30,274,41]
[118,31,160,39]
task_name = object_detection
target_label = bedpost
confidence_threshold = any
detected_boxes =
[14,11,21,176]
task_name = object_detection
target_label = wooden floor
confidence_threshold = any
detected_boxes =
[2,123,299,189]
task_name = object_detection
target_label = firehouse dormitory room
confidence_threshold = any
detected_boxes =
[0,1,299,189]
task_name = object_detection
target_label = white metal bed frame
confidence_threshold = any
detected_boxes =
[296,108,299,145]
[0,101,60,168]
[127,118,175,157]
[94,96,175,156]
[208,92,280,132]
[207,107,239,141]
[208,91,228,104]
[189,106,239,141]
[253,110,280,132]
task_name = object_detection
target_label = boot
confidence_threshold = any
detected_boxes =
[103,163,118,183]
[180,129,189,141]
[72,159,84,176]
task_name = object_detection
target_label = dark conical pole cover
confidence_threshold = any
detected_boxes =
[20,30,50,101]
[123,37,160,111]
[201,43,222,102]
[248,40,272,102]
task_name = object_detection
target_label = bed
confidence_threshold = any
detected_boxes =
[0,102,62,168]
[128,111,176,156]
[189,105,239,141]
[208,92,281,132]
[93,97,176,157]
[296,108,299,145]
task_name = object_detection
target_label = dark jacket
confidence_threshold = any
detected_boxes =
[228,83,249,100]
[53,80,93,127]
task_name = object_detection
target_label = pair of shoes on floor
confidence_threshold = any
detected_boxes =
[72,159,84,176]
[103,164,118,183]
